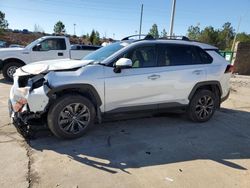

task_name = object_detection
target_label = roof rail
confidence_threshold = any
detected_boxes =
[121,34,154,41]
[159,36,190,41]
[121,35,190,42]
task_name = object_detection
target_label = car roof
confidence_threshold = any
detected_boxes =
[122,39,218,50]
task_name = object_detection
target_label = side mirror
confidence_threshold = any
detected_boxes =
[114,58,132,73]
[33,43,41,51]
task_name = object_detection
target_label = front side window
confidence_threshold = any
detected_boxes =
[33,38,66,51]
[122,46,156,68]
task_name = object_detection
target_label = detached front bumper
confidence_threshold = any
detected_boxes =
[10,74,50,113]
[8,99,31,137]
[9,74,51,137]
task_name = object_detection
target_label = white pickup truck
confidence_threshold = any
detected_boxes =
[0,36,99,80]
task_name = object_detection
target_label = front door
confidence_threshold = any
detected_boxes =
[104,45,160,112]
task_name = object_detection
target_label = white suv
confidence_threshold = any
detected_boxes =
[9,35,233,139]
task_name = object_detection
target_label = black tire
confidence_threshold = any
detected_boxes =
[2,62,23,81]
[187,90,217,122]
[47,95,96,139]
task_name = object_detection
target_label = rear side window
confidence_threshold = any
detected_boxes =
[157,44,213,66]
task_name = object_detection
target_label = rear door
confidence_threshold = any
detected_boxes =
[155,44,208,107]
[30,38,69,62]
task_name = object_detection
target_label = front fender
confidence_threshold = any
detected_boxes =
[47,83,102,107]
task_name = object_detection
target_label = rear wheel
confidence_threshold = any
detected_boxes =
[3,62,23,81]
[48,95,96,139]
[187,90,217,122]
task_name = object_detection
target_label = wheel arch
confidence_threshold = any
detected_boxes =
[188,81,222,101]
[3,58,26,67]
[47,84,102,108]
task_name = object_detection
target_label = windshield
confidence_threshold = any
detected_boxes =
[25,38,43,49]
[82,42,127,62]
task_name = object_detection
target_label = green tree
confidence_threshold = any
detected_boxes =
[218,22,235,50]
[0,11,8,35]
[54,21,65,34]
[161,29,168,38]
[199,26,219,46]
[187,25,201,40]
[89,30,100,45]
[186,22,246,50]
[89,30,96,44]
[148,24,159,39]
[0,11,8,29]
[236,32,250,42]
[93,31,100,45]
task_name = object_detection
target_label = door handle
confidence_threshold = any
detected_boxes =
[58,52,63,56]
[192,70,203,75]
[148,74,161,80]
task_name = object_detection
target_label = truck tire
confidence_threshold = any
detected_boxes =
[2,62,23,81]
[47,94,96,139]
[187,90,216,122]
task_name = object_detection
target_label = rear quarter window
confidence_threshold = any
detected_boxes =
[194,47,213,64]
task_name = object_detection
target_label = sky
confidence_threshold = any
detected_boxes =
[0,0,250,39]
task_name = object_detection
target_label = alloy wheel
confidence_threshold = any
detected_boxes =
[58,103,90,134]
[195,95,214,120]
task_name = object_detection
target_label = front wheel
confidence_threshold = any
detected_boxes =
[47,95,96,139]
[2,62,23,81]
[187,90,217,122]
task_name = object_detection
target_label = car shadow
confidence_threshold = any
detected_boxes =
[28,108,250,174]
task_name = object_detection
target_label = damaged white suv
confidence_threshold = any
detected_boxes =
[9,35,233,139]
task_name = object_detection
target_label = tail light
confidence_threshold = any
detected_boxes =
[225,64,234,73]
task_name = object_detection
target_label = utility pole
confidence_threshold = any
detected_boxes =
[139,4,144,39]
[231,17,242,51]
[73,23,76,35]
[169,0,176,37]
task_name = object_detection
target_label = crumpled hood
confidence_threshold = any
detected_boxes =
[15,58,94,76]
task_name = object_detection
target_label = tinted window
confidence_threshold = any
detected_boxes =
[196,47,213,64]
[122,46,156,68]
[33,38,66,51]
[157,44,212,66]
[82,46,100,50]
[71,45,100,50]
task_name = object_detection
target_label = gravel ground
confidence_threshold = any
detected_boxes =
[231,75,250,89]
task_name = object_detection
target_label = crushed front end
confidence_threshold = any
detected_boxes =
[9,69,50,137]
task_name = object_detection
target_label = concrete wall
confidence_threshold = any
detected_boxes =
[233,42,250,75]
